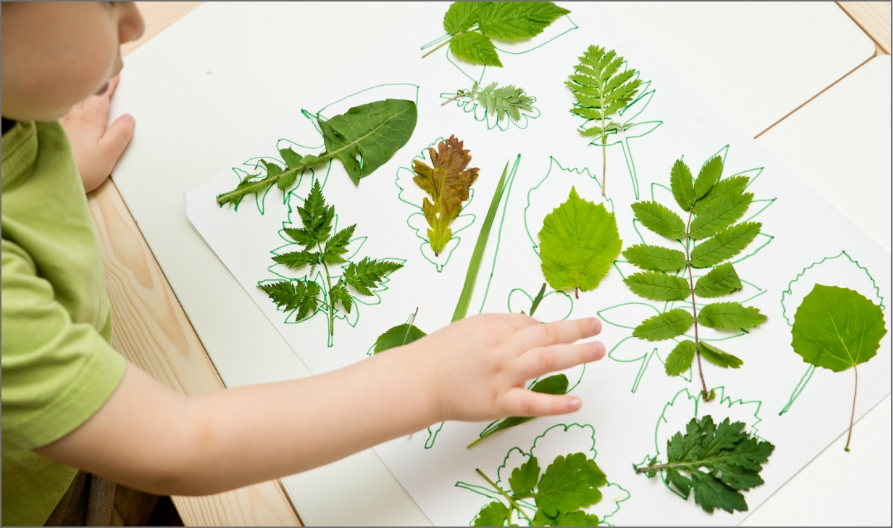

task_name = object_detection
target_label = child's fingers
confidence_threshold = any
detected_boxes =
[105,74,121,98]
[501,387,582,417]
[99,114,136,159]
[512,341,605,381]
[510,317,601,350]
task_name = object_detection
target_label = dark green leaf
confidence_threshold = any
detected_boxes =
[692,155,723,199]
[665,339,696,376]
[273,250,318,270]
[259,281,306,312]
[509,457,540,497]
[344,257,403,296]
[535,453,607,517]
[689,222,761,268]
[474,501,510,527]
[624,271,690,301]
[622,244,687,272]
[670,159,695,211]
[529,283,547,317]
[698,341,743,369]
[329,281,353,314]
[477,2,570,41]
[631,201,686,240]
[374,323,427,353]
[633,308,694,341]
[689,192,753,240]
[698,302,767,331]
[296,281,321,320]
[444,1,488,34]
[280,147,304,169]
[324,224,356,264]
[450,31,502,66]
[694,263,743,298]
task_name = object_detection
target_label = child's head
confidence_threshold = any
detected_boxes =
[1,2,145,122]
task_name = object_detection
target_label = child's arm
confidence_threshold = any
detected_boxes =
[36,314,604,496]
[60,74,135,193]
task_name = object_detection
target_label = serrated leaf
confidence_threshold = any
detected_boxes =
[474,501,510,527]
[698,341,743,369]
[296,281,321,320]
[444,1,486,34]
[694,263,743,298]
[622,244,687,272]
[412,135,480,256]
[690,222,761,268]
[791,285,887,372]
[259,281,306,312]
[624,271,691,301]
[692,156,723,199]
[539,187,622,295]
[665,340,696,376]
[329,281,353,314]
[535,453,607,517]
[633,308,694,341]
[477,2,570,41]
[631,201,686,240]
[280,147,304,169]
[374,323,427,353]
[698,302,767,331]
[273,250,318,270]
[689,192,753,240]
[694,175,750,214]
[450,31,502,66]
[510,457,540,497]
[553,511,600,526]
[324,224,356,265]
[467,82,536,123]
[670,159,695,211]
[344,257,403,296]
[468,375,568,448]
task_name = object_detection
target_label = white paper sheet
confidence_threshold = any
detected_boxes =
[185,4,891,525]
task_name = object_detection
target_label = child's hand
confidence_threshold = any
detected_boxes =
[404,313,605,423]
[60,74,135,193]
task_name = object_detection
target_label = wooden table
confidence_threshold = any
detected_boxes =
[91,2,891,525]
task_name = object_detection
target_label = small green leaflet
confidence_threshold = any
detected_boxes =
[635,416,775,514]
[791,284,887,451]
[447,81,535,123]
[259,180,402,339]
[527,283,547,317]
[431,2,571,67]
[468,375,568,448]
[217,99,417,206]
[539,187,622,299]
[473,451,607,526]
[374,309,427,354]
[623,155,767,400]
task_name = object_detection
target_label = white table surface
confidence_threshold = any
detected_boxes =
[108,2,889,525]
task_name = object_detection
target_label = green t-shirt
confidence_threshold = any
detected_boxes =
[2,120,126,526]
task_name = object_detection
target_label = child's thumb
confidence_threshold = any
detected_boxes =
[101,114,136,159]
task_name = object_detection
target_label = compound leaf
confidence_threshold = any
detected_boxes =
[633,308,694,341]
[509,457,540,497]
[474,501,510,527]
[273,250,318,270]
[444,1,486,34]
[689,192,753,240]
[324,224,356,265]
[344,257,403,296]
[624,271,691,301]
[694,263,743,298]
[631,201,686,240]
[536,453,607,517]
[694,175,750,214]
[698,302,767,331]
[477,1,570,41]
[450,31,502,66]
[665,339,696,376]
[698,341,743,369]
[567,45,642,140]
[690,222,761,268]
[622,244,687,272]
[329,281,353,314]
[259,281,306,313]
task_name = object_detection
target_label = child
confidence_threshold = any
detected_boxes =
[1,3,606,525]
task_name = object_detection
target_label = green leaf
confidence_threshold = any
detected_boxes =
[329,281,353,314]
[374,323,427,353]
[637,416,775,513]
[694,263,743,298]
[670,159,695,211]
[477,2,570,41]
[323,224,356,265]
[553,511,600,526]
[694,175,750,214]
[529,283,547,317]
[633,308,694,341]
[288,180,334,246]
[692,155,723,199]
[539,187,622,295]
[665,340,696,376]
[630,201,686,240]
[296,281,321,320]
[622,244,687,272]
[689,222,761,268]
[272,250,318,270]
[689,192,753,240]
[344,257,403,296]
[624,271,690,301]
[444,1,487,34]
[791,285,887,373]
[474,501,510,527]
[450,31,502,66]
[280,147,304,169]
[698,302,767,331]
[319,99,418,186]
[466,82,536,123]
[535,453,607,517]
[698,341,743,369]
[509,457,540,497]
[259,281,306,312]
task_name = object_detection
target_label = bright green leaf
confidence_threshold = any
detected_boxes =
[450,31,502,66]
[690,222,761,268]
[553,511,600,526]
[622,244,687,272]
[280,147,304,169]
[477,2,570,41]
[689,192,753,240]
[474,501,510,527]
[698,341,743,368]
[444,1,487,34]
[633,308,694,341]
[509,457,540,497]
[374,323,427,353]
[624,271,691,301]
[670,159,695,211]
[665,340,696,376]
[694,175,750,214]
[631,201,686,240]
[692,156,723,199]
[535,453,607,517]
[694,263,743,298]
[698,302,767,331]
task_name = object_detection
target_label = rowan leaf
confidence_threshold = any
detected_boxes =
[698,302,767,331]
[633,309,694,341]
[665,339,696,376]
[477,1,570,41]
[539,187,622,295]
[622,244,687,272]
[509,457,540,497]
[454,81,536,123]
[698,341,743,369]
[689,192,753,240]
[474,501,510,527]
[444,1,486,34]
[694,263,743,298]
[450,31,502,66]
[636,416,775,514]
[374,323,427,353]
[631,201,685,240]
[344,257,403,296]
[624,271,691,301]
[692,155,724,199]
[690,222,761,268]
[670,159,695,211]
[694,175,750,214]
[412,135,480,256]
[535,453,607,517]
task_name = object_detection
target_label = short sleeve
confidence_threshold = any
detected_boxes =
[2,239,126,452]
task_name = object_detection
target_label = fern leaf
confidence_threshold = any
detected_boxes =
[344,257,404,296]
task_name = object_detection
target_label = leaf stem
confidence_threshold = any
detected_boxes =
[529,283,547,317]
[441,93,463,106]
[845,365,858,452]
[601,133,607,197]
[318,243,336,337]
[422,38,451,58]
[475,469,535,525]
[684,209,710,400]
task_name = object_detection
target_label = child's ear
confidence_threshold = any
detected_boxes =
[117,3,145,46]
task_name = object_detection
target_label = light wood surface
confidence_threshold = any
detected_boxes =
[86,2,302,525]
[839,2,892,54]
[88,1,889,525]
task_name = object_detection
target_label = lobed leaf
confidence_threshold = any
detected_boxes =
[329,281,353,314]
[535,453,607,517]
[665,340,696,376]
[344,257,403,296]
[273,250,318,270]
[474,501,510,527]
[694,262,743,298]
[631,201,686,240]
[259,281,306,312]
[698,302,767,331]
[624,271,691,301]
[698,341,743,369]
[690,222,761,268]
[622,244,687,272]
[323,224,356,265]
[689,192,753,240]
[509,457,540,497]
[633,308,694,341]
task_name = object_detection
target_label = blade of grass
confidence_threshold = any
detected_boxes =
[452,162,509,322]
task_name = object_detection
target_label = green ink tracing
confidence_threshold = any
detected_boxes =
[457,423,631,526]
[440,82,542,132]
[598,145,775,393]
[778,250,886,416]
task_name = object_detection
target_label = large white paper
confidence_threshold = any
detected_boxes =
[185,4,891,525]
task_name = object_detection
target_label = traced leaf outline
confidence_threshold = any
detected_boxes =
[440,86,542,131]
